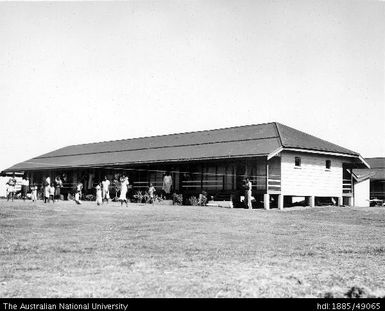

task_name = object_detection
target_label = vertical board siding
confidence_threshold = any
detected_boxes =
[280,152,343,196]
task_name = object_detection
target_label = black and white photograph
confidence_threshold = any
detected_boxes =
[0,0,384,302]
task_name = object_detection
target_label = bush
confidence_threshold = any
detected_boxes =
[133,191,144,203]
[172,193,183,205]
[85,194,95,201]
[153,195,163,203]
[345,286,372,298]
[143,191,151,204]
[188,196,199,206]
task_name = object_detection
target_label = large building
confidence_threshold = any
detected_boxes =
[1,122,369,209]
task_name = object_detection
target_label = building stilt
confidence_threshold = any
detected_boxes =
[264,193,270,210]
[308,196,315,207]
[278,194,283,210]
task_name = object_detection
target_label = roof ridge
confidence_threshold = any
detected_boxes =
[34,136,279,160]
[68,122,277,148]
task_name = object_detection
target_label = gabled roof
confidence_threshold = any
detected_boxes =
[275,123,359,155]
[3,122,364,172]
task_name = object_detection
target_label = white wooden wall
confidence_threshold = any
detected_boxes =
[353,179,370,207]
[280,152,343,197]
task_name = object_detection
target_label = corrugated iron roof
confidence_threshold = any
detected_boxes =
[365,158,385,169]
[3,122,362,172]
[275,123,359,155]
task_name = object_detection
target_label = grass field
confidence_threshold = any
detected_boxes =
[0,199,384,298]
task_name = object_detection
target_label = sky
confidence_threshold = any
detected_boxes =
[0,0,384,172]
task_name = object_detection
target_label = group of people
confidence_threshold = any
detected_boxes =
[93,175,159,206]
[6,174,37,202]
[5,174,18,202]
[5,172,251,207]
[42,176,64,203]
[92,172,173,207]
[93,176,113,206]
[5,174,64,203]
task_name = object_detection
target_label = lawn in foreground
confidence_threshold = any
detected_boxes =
[0,200,384,298]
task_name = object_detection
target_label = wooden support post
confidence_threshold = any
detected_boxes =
[264,193,270,210]
[309,196,315,207]
[337,197,343,206]
[278,194,283,210]
[347,196,352,207]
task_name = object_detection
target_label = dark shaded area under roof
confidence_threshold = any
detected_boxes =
[3,122,362,172]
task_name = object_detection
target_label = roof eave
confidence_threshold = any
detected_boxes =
[2,153,272,172]
[268,147,370,168]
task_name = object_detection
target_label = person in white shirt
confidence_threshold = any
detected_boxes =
[95,183,102,206]
[119,175,129,206]
[101,176,110,204]
[44,177,51,203]
[30,184,38,202]
[148,183,156,204]
[162,172,173,199]
[6,174,17,202]
[75,182,83,205]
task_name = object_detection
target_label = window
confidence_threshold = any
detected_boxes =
[295,157,301,167]
[326,160,331,170]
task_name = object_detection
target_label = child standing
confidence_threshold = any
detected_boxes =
[95,183,102,206]
[30,184,38,202]
[119,175,129,206]
[148,183,156,204]
[74,182,83,205]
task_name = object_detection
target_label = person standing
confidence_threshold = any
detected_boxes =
[54,176,63,202]
[101,176,110,204]
[49,183,55,203]
[244,177,253,209]
[21,176,29,201]
[30,183,38,203]
[74,182,83,205]
[6,174,17,202]
[198,190,208,206]
[95,183,102,206]
[148,183,156,204]
[112,177,119,202]
[44,177,51,203]
[119,174,129,206]
[44,184,50,203]
[162,172,173,199]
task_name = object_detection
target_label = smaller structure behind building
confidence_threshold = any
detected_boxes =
[354,157,385,206]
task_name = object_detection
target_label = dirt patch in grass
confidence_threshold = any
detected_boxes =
[0,200,384,297]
